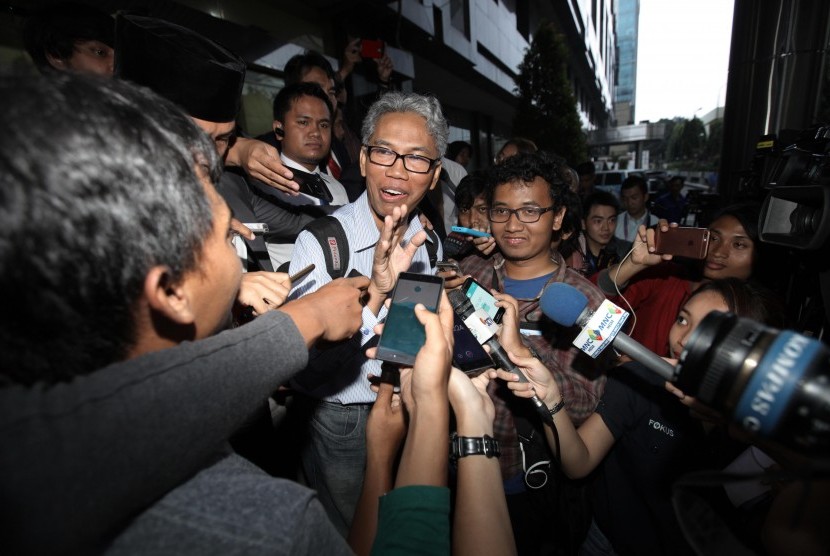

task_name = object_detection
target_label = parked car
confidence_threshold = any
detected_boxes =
[594,169,647,198]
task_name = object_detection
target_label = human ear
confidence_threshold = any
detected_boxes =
[551,206,566,232]
[359,146,368,177]
[428,161,443,190]
[272,121,285,139]
[45,52,67,70]
[143,265,195,325]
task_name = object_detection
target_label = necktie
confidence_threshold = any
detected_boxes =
[327,157,341,179]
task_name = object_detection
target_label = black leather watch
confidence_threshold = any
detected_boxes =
[450,432,501,460]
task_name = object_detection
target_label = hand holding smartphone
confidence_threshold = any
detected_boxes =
[451,225,491,238]
[452,313,493,375]
[360,39,385,59]
[290,168,333,203]
[462,277,505,324]
[654,226,710,259]
[376,272,444,366]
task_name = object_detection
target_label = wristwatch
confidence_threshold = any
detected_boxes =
[450,432,501,460]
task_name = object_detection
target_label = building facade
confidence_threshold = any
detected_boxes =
[2,0,617,169]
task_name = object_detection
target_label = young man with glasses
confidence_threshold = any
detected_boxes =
[286,91,447,536]
[456,152,610,554]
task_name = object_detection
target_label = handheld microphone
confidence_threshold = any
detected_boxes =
[447,289,553,424]
[539,283,676,381]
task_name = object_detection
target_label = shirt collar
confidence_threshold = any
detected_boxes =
[280,153,321,175]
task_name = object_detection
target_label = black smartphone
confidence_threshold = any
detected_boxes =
[452,313,493,376]
[290,167,333,203]
[442,232,472,259]
[376,272,444,366]
[654,227,710,259]
[461,276,505,324]
[436,260,460,273]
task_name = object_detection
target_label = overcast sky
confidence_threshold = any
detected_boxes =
[634,0,735,122]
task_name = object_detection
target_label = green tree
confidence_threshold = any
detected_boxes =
[704,118,724,166]
[513,23,587,165]
[679,117,706,162]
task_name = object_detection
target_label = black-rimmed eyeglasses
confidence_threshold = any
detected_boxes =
[363,145,439,174]
[489,206,556,223]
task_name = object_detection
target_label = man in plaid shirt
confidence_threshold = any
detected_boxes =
[456,152,610,554]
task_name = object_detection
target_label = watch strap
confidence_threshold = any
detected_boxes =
[450,432,501,460]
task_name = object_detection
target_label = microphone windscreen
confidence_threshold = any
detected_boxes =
[540,282,589,327]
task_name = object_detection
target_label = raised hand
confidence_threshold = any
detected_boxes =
[367,204,426,313]
[226,137,300,195]
[236,271,292,315]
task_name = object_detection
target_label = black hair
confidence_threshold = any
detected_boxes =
[708,202,760,245]
[496,137,537,160]
[447,140,472,161]
[283,51,335,85]
[621,175,647,195]
[555,188,584,259]
[485,152,568,213]
[575,161,596,177]
[23,2,114,73]
[272,81,333,122]
[689,278,788,328]
[583,190,620,216]
[454,170,488,212]
[0,73,220,385]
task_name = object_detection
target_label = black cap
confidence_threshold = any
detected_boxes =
[115,15,245,122]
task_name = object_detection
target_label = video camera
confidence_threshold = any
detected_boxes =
[756,125,830,249]
[675,311,829,462]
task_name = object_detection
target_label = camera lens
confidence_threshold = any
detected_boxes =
[676,311,830,457]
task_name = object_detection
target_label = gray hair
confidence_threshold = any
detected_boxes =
[0,73,221,384]
[361,91,449,157]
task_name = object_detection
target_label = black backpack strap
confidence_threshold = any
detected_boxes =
[302,216,349,280]
[424,227,440,270]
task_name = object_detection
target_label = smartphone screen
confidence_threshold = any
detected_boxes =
[654,227,710,259]
[452,313,493,375]
[376,272,444,366]
[462,277,505,324]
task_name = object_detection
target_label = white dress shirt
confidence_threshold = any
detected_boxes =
[265,154,349,268]
[287,192,441,404]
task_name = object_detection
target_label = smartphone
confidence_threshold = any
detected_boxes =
[462,277,505,324]
[360,39,385,59]
[243,223,269,235]
[654,226,711,259]
[376,272,444,366]
[436,260,460,273]
[452,313,493,376]
[451,225,491,238]
[290,167,333,203]
[442,232,473,259]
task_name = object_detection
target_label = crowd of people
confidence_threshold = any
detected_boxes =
[1,3,826,556]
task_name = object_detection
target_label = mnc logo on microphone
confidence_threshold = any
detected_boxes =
[573,300,629,358]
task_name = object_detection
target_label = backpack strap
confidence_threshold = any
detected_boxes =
[303,214,435,279]
[302,216,349,280]
[424,226,440,270]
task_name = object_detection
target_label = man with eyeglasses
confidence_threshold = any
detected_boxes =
[286,91,447,536]
[456,152,610,555]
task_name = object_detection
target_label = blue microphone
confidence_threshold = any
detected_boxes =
[540,283,676,381]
